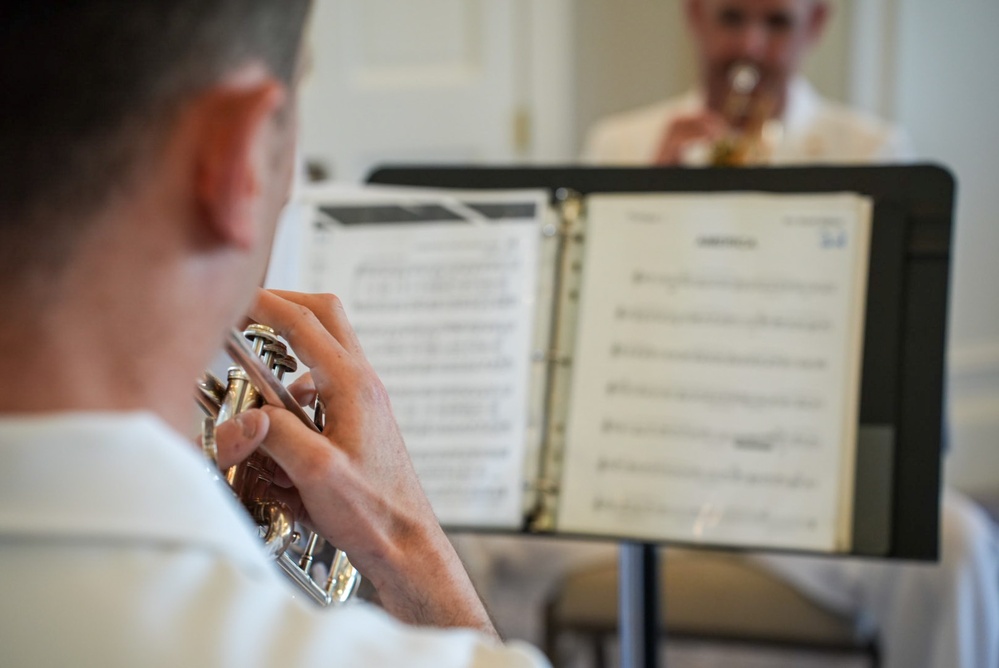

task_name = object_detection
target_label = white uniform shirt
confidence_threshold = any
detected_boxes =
[582,78,913,165]
[0,412,548,668]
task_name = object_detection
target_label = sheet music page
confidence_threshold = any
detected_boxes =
[296,189,546,528]
[555,192,871,551]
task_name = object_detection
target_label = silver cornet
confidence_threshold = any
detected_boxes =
[197,324,361,606]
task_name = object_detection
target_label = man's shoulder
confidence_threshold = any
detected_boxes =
[814,99,901,139]
[784,83,914,162]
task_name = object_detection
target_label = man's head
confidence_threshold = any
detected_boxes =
[0,1,311,289]
[685,0,829,117]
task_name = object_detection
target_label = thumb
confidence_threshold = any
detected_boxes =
[213,408,270,469]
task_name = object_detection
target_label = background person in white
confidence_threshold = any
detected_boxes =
[0,3,547,666]
[583,0,912,166]
[459,2,999,668]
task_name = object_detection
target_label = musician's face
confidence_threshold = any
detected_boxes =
[687,0,828,110]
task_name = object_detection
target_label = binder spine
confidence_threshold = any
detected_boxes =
[528,189,587,531]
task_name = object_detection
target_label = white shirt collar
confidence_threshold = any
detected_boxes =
[0,411,271,576]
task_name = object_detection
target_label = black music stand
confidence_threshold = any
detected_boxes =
[367,164,956,668]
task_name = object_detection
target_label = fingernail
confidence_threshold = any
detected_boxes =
[235,412,258,440]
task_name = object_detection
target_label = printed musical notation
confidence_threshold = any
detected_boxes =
[610,343,827,371]
[614,306,832,333]
[557,192,871,550]
[299,190,547,528]
[389,385,515,437]
[632,270,837,297]
[605,380,823,412]
[285,186,872,550]
[588,496,822,542]
[411,448,513,511]
[354,322,517,374]
[598,418,820,451]
[595,457,819,490]
[351,261,524,313]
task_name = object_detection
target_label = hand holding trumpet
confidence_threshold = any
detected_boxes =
[654,62,779,166]
[212,289,499,637]
[653,109,730,165]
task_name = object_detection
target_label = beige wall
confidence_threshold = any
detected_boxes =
[572,1,695,149]
[892,0,999,496]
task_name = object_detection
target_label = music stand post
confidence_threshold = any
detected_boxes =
[619,542,661,668]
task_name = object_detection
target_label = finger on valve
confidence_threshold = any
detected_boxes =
[205,409,270,470]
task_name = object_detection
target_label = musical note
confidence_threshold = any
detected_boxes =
[605,380,823,412]
[594,457,818,491]
[614,306,832,333]
[301,193,547,528]
[588,495,822,542]
[631,270,837,297]
[556,192,872,551]
[598,419,820,451]
[610,343,827,370]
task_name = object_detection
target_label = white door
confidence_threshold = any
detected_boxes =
[301,0,545,182]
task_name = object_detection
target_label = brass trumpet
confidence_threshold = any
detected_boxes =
[197,324,361,606]
[711,62,781,166]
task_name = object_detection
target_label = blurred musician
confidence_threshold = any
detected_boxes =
[584,0,912,167]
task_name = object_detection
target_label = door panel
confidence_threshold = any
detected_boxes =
[301,0,517,181]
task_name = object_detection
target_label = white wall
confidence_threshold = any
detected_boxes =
[891,0,999,496]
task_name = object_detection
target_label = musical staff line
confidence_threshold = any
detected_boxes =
[595,457,818,490]
[374,357,515,375]
[590,497,821,531]
[365,340,506,357]
[606,380,823,411]
[632,271,837,297]
[385,386,513,398]
[355,261,523,277]
[355,321,516,337]
[599,419,820,450]
[425,486,509,500]
[353,297,521,312]
[615,306,832,332]
[610,343,827,371]
[397,420,514,437]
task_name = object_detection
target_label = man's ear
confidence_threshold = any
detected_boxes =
[193,77,287,250]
